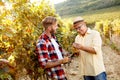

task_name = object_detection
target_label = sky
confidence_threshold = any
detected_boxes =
[50,0,66,4]
[30,0,66,4]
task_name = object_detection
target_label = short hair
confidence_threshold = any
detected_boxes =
[42,16,57,29]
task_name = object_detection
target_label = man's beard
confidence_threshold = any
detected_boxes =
[50,29,55,35]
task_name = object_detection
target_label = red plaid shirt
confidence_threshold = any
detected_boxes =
[36,32,66,80]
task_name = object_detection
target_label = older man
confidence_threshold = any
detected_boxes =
[72,16,107,80]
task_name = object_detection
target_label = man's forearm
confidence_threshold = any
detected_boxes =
[45,60,63,69]
[81,46,96,54]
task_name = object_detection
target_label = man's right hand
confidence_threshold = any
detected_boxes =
[61,57,71,64]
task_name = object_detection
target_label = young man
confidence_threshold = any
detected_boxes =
[36,16,70,80]
[72,16,107,80]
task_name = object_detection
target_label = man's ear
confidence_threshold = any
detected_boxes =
[47,26,52,30]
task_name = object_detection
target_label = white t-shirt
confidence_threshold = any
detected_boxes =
[51,38,63,60]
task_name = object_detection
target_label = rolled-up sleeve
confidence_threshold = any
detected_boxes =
[93,31,102,54]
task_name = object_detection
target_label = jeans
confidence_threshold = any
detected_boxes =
[47,77,67,80]
[84,72,107,80]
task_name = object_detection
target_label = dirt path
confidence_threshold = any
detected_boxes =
[65,45,120,80]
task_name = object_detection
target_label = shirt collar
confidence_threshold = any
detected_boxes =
[78,28,92,37]
[87,28,92,34]
[42,32,56,40]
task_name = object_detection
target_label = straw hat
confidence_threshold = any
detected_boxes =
[73,16,84,24]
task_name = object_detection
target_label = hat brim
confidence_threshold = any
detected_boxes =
[73,20,84,24]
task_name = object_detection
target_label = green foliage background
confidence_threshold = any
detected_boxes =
[55,0,120,16]
[0,0,76,79]
[0,0,120,80]
[0,0,58,79]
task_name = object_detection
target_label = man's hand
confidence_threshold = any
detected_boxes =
[73,43,96,54]
[0,59,14,69]
[0,59,9,63]
[72,43,83,49]
[61,57,71,64]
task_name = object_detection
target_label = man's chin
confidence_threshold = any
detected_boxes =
[79,32,84,35]
[52,31,56,34]
[51,32,55,35]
